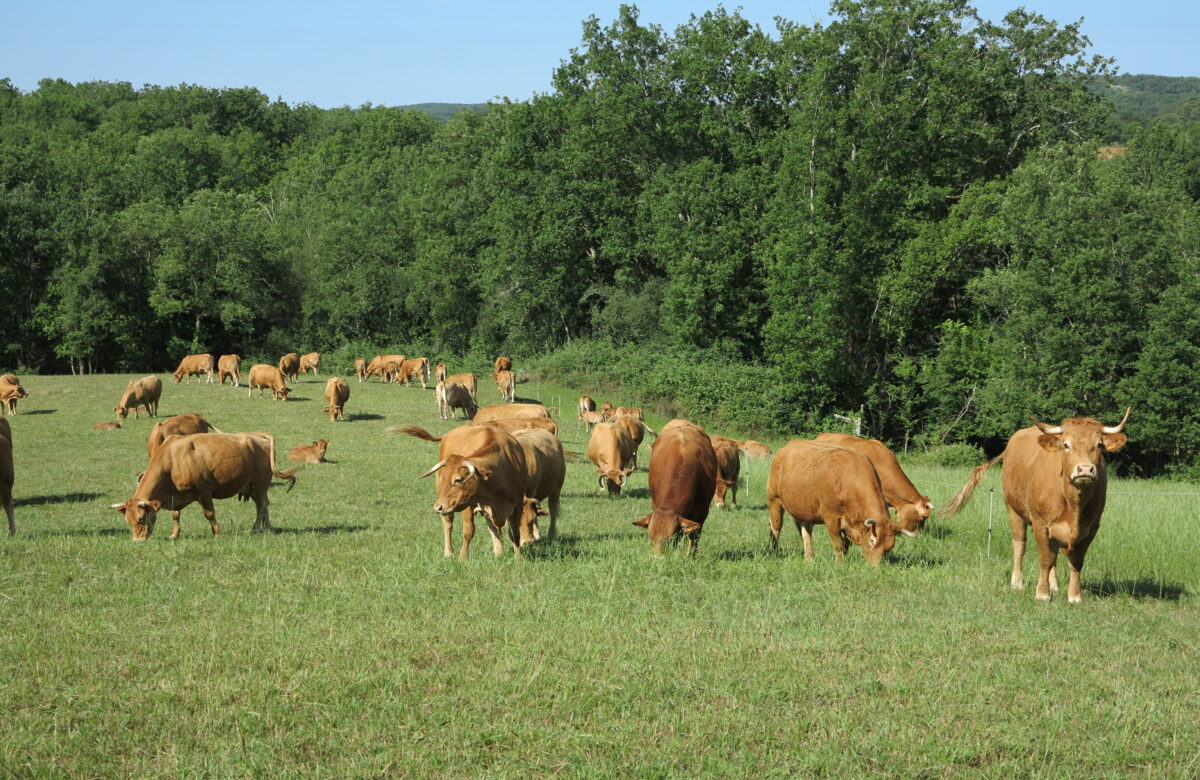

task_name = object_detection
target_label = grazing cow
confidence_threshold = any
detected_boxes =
[300,352,321,376]
[217,354,242,387]
[324,377,350,421]
[511,428,566,542]
[364,356,384,380]
[289,440,330,464]
[110,432,297,540]
[493,370,515,403]
[941,409,1130,603]
[445,373,478,403]
[93,422,121,430]
[373,354,406,382]
[278,353,301,382]
[615,414,655,470]
[437,380,478,420]
[397,424,530,559]
[767,439,912,565]
[172,354,215,384]
[633,420,717,556]
[588,422,636,496]
[247,364,290,401]
[147,414,221,461]
[0,374,29,415]
[598,401,614,420]
[579,410,605,432]
[494,356,512,373]
[354,358,368,383]
[815,432,932,533]
[0,417,13,535]
[114,376,162,421]
[473,403,549,424]
[710,435,742,509]
[397,357,431,388]
[740,440,772,459]
[435,363,448,383]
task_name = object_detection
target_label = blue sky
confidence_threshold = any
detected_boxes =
[4,1,1195,108]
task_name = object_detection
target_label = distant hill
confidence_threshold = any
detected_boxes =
[1094,74,1200,142]
[397,103,487,121]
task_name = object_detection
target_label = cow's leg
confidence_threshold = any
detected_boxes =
[1033,526,1056,602]
[482,507,507,557]
[4,496,13,536]
[685,529,701,557]
[1064,527,1098,604]
[825,521,846,562]
[798,520,815,560]
[504,504,524,559]
[251,486,272,533]
[440,512,455,557]
[768,498,785,549]
[198,495,220,536]
[548,492,560,540]
[459,508,476,561]
[169,510,182,540]
[1008,508,1027,590]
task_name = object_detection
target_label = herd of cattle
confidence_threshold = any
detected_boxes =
[0,353,1133,603]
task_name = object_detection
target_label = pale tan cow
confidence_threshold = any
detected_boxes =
[289,440,330,464]
[474,417,559,436]
[114,376,162,421]
[300,352,321,376]
[172,354,215,384]
[354,358,368,383]
[494,356,512,373]
[147,414,221,461]
[248,365,290,401]
[511,427,566,542]
[494,369,515,403]
[397,357,431,388]
[588,422,636,496]
[437,380,477,420]
[0,374,29,415]
[217,354,242,387]
[324,377,349,421]
[445,373,477,403]
[435,363,448,383]
[278,353,301,381]
[473,403,549,424]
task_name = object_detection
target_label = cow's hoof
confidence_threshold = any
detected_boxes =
[1035,591,1051,602]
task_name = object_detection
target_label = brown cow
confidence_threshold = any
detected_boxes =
[147,414,221,461]
[110,432,297,540]
[437,380,478,420]
[364,356,385,380]
[278,352,301,382]
[0,417,13,535]
[247,364,290,401]
[354,358,368,383]
[398,424,530,559]
[300,352,321,376]
[397,357,431,388]
[579,410,605,432]
[289,440,330,464]
[435,363,448,383]
[445,373,477,403]
[0,374,29,415]
[494,356,512,373]
[588,422,636,496]
[473,403,549,424]
[740,440,772,459]
[511,428,566,542]
[941,410,1130,603]
[474,417,559,436]
[376,354,406,382]
[710,435,741,509]
[633,420,717,556]
[172,354,215,384]
[493,369,515,403]
[217,354,242,387]
[323,377,350,421]
[615,414,655,470]
[815,433,932,533]
[114,376,162,421]
[767,439,911,565]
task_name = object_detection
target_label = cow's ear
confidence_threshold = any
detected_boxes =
[1102,433,1127,453]
[109,502,126,512]
[678,517,702,533]
[470,462,493,481]
[632,515,650,528]
[1037,434,1061,452]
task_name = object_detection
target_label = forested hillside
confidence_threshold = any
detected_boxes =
[3,0,1200,472]
[1097,74,1200,141]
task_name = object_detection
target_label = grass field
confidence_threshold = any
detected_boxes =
[2,370,1199,777]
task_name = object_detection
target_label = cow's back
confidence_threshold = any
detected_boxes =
[148,433,269,498]
[325,376,350,404]
[769,439,887,523]
[648,422,718,522]
[473,403,548,423]
[513,428,566,501]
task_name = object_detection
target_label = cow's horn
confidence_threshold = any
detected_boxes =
[1031,416,1063,435]
[898,528,918,538]
[598,474,607,488]
[863,518,876,528]
[418,460,446,479]
[465,461,477,479]
[1101,407,1131,435]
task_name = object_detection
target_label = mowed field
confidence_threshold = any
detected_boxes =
[2,371,1199,777]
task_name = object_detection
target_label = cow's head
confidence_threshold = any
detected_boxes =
[110,499,163,541]
[276,386,291,401]
[895,497,933,533]
[310,440,329,461]
[171,372,183,384]
[633,510,702,556]
[598,468,633,496]
[516,497,548,548]
[1033,408,1130,488]
[858,517,905,566]
[421,455,490,515]
[113,405,129,421]
[714,478,736,509]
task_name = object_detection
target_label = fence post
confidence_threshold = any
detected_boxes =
[987,489,994,559]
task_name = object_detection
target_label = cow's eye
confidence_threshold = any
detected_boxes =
[1063,441,1072,451]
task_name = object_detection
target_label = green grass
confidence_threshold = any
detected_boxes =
[2,373,1199,777]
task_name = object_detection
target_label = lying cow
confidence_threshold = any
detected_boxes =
[398,424,530,559]
[93,422,121,430]
[941,409,1130,603]
[278,352,301,382]
[217,354,242,387]
[437,380,477,420]
[588,422,636,496]
[289,440,330,464]
[147,413,221,461]
[1,417,13,535]
[172,354,214,384]
[634,420,717,556]
[114,376,162,421]
[247,364,291,400]
[767,439,912,565]
[110,432,297,540]
[300,351,321,376]
[493,369,515,403]
[815,432,932,533]
[710,434,741,509]
[324,377,349,421]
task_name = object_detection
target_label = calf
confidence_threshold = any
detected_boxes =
[93,421,122,430]
[324,377,350,421]
[740,440,771,459]
[355,358,368,383]
[710,435,741,509]
[633,420,717,556]
[579,409,605,432]
[114,376,162,421]
[217,354,242,387]
[435,363,448,383]
[0,374,29,415]
[248,364,291,401]
[493,369,515,403]
[289,440,330,464]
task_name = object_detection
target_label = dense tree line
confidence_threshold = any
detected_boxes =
[3,0,1200,472]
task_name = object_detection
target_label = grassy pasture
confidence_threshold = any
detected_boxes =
[2,371,1199,777]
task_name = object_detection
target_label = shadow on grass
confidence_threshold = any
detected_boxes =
[16,492,105,507]
[273,524,371,535]
[888,550,947,568]
[1084,577,1188,601]
[350,413,386,422]
[20,409,56,415]
[42,526,128,538]
[714,547,781,562]
[525,530,637,559]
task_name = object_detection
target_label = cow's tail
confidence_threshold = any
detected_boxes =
[639,420,658,438]
[259,433,299,491]
[388,424,442,442]
[562,449,583,462]
[939,452,1004,517]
